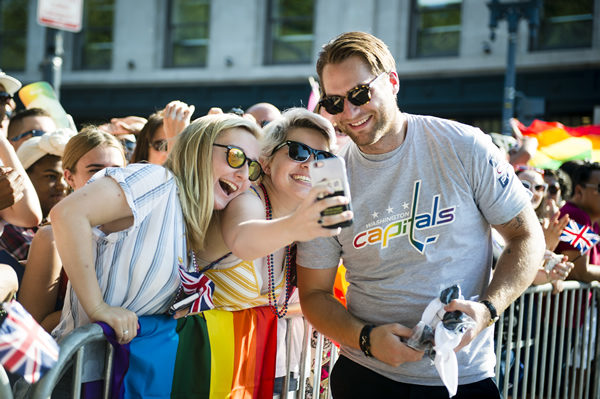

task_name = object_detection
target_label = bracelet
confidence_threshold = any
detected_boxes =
[359,324,375,357]
[480,300,499,327]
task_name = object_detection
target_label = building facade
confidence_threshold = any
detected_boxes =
[1,0,599,132]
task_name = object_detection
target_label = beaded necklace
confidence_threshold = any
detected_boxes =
[258,183,293,319]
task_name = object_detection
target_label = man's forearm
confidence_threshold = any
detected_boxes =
[300,290,364,350]
[487,209,545,313]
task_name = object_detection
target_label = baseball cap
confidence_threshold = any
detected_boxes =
[0,71,22,96]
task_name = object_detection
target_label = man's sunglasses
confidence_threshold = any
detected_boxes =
[213,143,262,181]
[319,72,386,115]
[10,129,45,142]
[271,140,335,162]
[521,180,547,192]
[150,139,167,152]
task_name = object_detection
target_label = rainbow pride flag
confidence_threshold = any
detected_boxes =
[89,306,278,399]
[515,119,600,169]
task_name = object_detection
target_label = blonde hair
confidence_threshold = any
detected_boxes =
[260,107,336,164]
[63,126,125,172]
[316,31,396,93]
[164,114,261,251]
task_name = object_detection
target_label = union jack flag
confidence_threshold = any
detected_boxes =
[560,219,600,255]
[0,300,59,383]
[178,268,215,314]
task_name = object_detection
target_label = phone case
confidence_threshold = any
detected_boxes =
[309,157,353,229]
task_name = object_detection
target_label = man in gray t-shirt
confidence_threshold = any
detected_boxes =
[297,32,545,398]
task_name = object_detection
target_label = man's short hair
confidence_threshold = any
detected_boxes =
[316,31,396,92]
[7,108,52,138]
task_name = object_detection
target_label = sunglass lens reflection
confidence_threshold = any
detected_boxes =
[227,148,246,168]
[348,86,370,106]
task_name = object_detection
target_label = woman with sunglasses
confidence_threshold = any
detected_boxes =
[49,114,262,344]
[131,101,194,165]
[515,167,573,291]
[180,108,351,394]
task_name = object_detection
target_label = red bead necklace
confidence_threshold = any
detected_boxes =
[259,183,292,319]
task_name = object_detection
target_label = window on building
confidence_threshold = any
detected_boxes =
[409,0,462,59]
[531,1,593,51]
[165,0,210,68]
[265,0,314,65]
[0,0,27,71]
[73,0,114,70]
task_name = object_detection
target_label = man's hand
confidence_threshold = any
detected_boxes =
[0,167,25,210]
[369,323,424,367]
[444,299,490,352]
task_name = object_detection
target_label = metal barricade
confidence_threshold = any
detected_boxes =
[1,365,14,399]
[25,282,600,399]
[494,281,600,399]
[27,323,113,399]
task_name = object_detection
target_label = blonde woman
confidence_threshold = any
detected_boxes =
[19,127,126,332]
[50,114,262,343]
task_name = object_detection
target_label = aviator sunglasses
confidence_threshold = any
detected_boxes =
[213,143,262,181]
[271,140,335,162]
[319,72,387,115]
[521,180,547,192]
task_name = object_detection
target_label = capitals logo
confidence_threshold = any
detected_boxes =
[353,180,456,254]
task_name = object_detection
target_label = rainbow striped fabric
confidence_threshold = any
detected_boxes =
[90,306,278,399]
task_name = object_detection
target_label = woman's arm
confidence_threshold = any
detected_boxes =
[0,137,42,227]
[221,185,353,261]
[49,176,137,343]
[19,225,62,330]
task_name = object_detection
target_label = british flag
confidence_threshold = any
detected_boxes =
[0,300,59,383]
[560,219,600,255]
[178,268,215,314]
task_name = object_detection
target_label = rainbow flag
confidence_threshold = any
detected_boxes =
[89,307,278,399]
[514,119,600,169]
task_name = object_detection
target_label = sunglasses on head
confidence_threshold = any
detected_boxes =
[521,180,547,192]
[271,140,335,162]
[213,143,262,181]
[0,92,12,103]
[150,139,167,152]
[319,72,387,115]
[10,129,45,142]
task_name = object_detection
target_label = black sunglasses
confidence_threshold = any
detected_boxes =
[319,73,386,115]
[213,143,262,181]
[10,129,45,142]
[0,92,12,103]
[548,183,560,195]
[150,139,167,152]
[271,140,335,162]
[521,180,547,192]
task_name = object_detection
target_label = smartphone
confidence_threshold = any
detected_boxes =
[168,292,199,315]
[309,157,353,229]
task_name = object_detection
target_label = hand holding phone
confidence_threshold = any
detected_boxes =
[309,157,353,229]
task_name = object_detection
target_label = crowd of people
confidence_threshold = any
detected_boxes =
[0,31,599,399]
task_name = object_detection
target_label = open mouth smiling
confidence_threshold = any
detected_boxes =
[219,178,239,195]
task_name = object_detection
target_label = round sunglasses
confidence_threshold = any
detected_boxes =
[319,72,386,115]
[521,180,547,192]
[213,143,262,181]
[271,140,335,162]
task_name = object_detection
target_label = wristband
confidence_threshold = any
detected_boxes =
[359,324,375,357]
[480,300,499,327]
